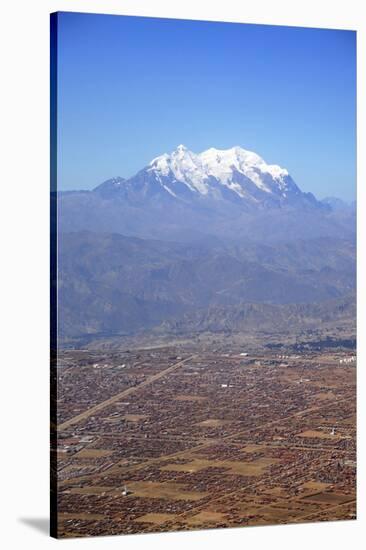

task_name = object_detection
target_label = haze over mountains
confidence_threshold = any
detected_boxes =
[55,145,356,344]
[57,145,355,243]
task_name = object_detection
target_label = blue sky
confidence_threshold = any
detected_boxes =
[56,12,356,200]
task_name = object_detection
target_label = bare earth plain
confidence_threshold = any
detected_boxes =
[53,342,356,538]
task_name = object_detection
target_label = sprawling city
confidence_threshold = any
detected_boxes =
[51,11,356,539]
[53,340,356,537]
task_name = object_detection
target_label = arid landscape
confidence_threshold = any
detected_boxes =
[51,13,356,539]
[52,144,356,538]
[52,334,356,537]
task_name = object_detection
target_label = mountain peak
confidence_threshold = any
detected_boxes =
[175,144,188,153]
[146,144,295,202]
[93,176,126,197]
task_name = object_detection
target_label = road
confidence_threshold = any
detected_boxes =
[58,355,196,431]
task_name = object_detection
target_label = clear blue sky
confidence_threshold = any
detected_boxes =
[55,12,356,201]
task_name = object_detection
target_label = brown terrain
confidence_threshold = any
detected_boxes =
[53,340,356,538]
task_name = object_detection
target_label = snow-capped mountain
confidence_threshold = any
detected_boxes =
[58,144,356,243]
[56,145,355,342]
[96,144,319,209]
[148,144,292,198]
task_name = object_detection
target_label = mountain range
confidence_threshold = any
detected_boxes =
[95,144,318,207]
[56,145,355,243]
[57,231,355,340]
[55,145,356,344]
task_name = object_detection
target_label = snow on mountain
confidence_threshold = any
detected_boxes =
[63,145,354,242]
[92,144,322,211]
[147,144,294,200]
